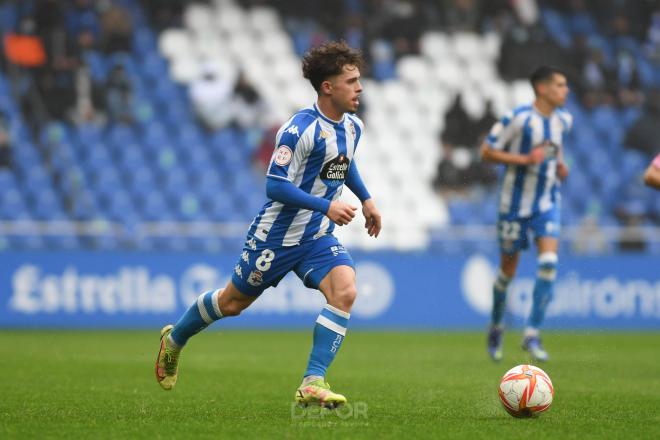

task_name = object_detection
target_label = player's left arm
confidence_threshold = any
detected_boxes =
[556,145,569,181]
[345,162,381,237]
[643,155,660,189]
[556,111,572,181]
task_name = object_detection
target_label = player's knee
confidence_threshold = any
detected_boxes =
[219,298,247,317]
[332,285,357,310]
[537,252,558,281]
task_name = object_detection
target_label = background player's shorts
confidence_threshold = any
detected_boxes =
[231,234,355,297]
[497,206,560,254]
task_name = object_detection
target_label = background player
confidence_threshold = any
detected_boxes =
[643,153,660,189]
[480,66,572,362]
[155,41,381,408]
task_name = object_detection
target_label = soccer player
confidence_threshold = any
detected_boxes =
[480,66,572,362]
[155,41,381,409]
[643,153,660,189]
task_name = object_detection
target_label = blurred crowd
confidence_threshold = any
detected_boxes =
[1,0,659,245]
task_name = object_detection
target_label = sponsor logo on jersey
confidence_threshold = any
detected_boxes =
[246,238,257,251]
[285,125,299,136]
[247,270,263,287]
[274,145,293,166]
[330,245,347,256]
[320,154,350,183]
[234,264,243,278]
[241,251,250,264]
[318,129,330,140]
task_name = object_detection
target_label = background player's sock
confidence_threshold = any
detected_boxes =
[303,304,350,379]
[491,270,511,327]
[169,289,224,348]
[526,253,558,331]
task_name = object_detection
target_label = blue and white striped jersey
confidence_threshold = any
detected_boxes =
[487,104,573,218]
[248,103,364,247]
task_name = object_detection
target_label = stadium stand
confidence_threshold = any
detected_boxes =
[0,0,658,253]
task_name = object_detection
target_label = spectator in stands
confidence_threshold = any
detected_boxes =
[3,17,47,69]
[643,7,660,62]
[73,63,106,126]
[0,112,11,168]
[444,0,481,32]
[139,0,184,30]
[614,48,643,107]
[65,0,100,38]
[579,45,617,108]
[99,1,133,53]
[230,73,267,131]
[434,141,469,196]
[105,64,133,124]
[253,124,280,171]
[189,65,234,132]
[624,89,660,157]
[442,95,472,147]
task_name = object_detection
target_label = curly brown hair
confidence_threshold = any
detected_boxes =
[302,41,364,92]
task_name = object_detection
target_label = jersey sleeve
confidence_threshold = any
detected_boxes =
[267,115,316,181]
[486,111,518,151]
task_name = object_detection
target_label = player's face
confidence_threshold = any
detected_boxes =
[542,73,569,107]
[328,64,362,113]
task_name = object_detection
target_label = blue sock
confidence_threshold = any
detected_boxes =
[526,253,557,331]
[491,270,511,327]
[304,304,350,379]
[170,289,224,347]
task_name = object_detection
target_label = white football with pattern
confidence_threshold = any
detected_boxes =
[498,364,554,417]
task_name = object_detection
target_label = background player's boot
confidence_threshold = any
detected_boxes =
[155,324,181,390]
[487,326,503,361]
[295,379,347,409]
[522,336,549,362]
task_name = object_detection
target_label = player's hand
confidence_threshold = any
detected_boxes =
[527,145,546,165]
[557,161,569,180]
[327,201,357,226]
[361,198,381,238]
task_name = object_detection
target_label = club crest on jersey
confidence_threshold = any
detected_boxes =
[348,121,356,137]
[320,153,350,186]
[274,145,293,166]
[247,270,263,287]
[318,129,330,140]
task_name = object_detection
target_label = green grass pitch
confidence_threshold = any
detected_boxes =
[1,330,658,439]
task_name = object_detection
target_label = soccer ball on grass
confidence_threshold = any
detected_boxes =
[498,364,554,418]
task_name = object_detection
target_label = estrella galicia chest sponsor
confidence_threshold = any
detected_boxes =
[320,154,350,184]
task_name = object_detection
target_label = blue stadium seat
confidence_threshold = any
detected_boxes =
[621,150,648,180]
[134,28,158,57]
[30,190,64,220]
[541,9,572,48]
[175,192,206,221]
[84,51,109,82]
[77,123,103,145]
[0,188,29,220]
[108,123,137,147]
[140,193,174,221]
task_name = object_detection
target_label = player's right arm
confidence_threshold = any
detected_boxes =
[480,110,545,166]
[265,178,357,225]
[643,154,660,189]
[481,142,545,166]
